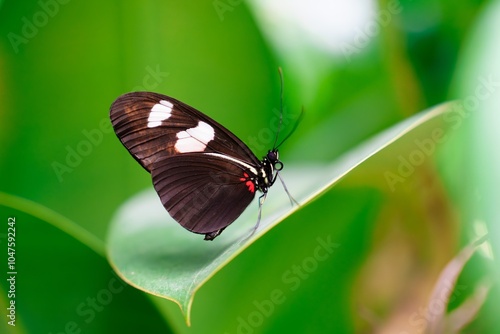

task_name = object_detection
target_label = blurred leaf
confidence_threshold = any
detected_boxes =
[107,101,458,324]
[443,1,500,331]
[447,279,491,333]
[427,235,489,334]
[0,205,173,334]
[0,286,25,334]
[452,0,500,275]
[0,192,104,256]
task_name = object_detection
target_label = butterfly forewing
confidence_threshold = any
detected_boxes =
[110,92,260,172]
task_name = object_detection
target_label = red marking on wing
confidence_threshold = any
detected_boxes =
[245,180,255,193]
[239,172,255,193]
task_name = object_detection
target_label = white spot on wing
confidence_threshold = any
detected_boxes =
[147,100,173,128]
[175,121,215,153]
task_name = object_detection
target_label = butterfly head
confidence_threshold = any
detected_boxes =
[266,149,283,171]
[255,149,282,190]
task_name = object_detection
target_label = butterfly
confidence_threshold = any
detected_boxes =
[110,71,298,240]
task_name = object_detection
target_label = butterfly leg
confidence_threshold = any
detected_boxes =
[242,192,267,241]
[277,172,299,207]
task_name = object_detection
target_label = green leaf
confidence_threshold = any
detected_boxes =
[452,0,500,275]
[0,197,173,334]
[107,101,460,324]
[0,192,105,257]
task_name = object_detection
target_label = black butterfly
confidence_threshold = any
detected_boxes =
[110,76,297,240]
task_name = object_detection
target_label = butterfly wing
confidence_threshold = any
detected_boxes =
[110,92,262,239]
[151,153,257,237]
[110,92,260,172]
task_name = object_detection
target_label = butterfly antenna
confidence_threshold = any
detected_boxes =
[272,67,285,150]
[275,106,304,149]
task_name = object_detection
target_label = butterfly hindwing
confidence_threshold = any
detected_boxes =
[151,153,257,234]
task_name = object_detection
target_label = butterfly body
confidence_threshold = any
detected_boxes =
[110,92,283,240]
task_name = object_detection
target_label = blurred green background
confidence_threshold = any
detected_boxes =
[1,0,499,333]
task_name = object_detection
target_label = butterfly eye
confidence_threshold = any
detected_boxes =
[267,150,279,162]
